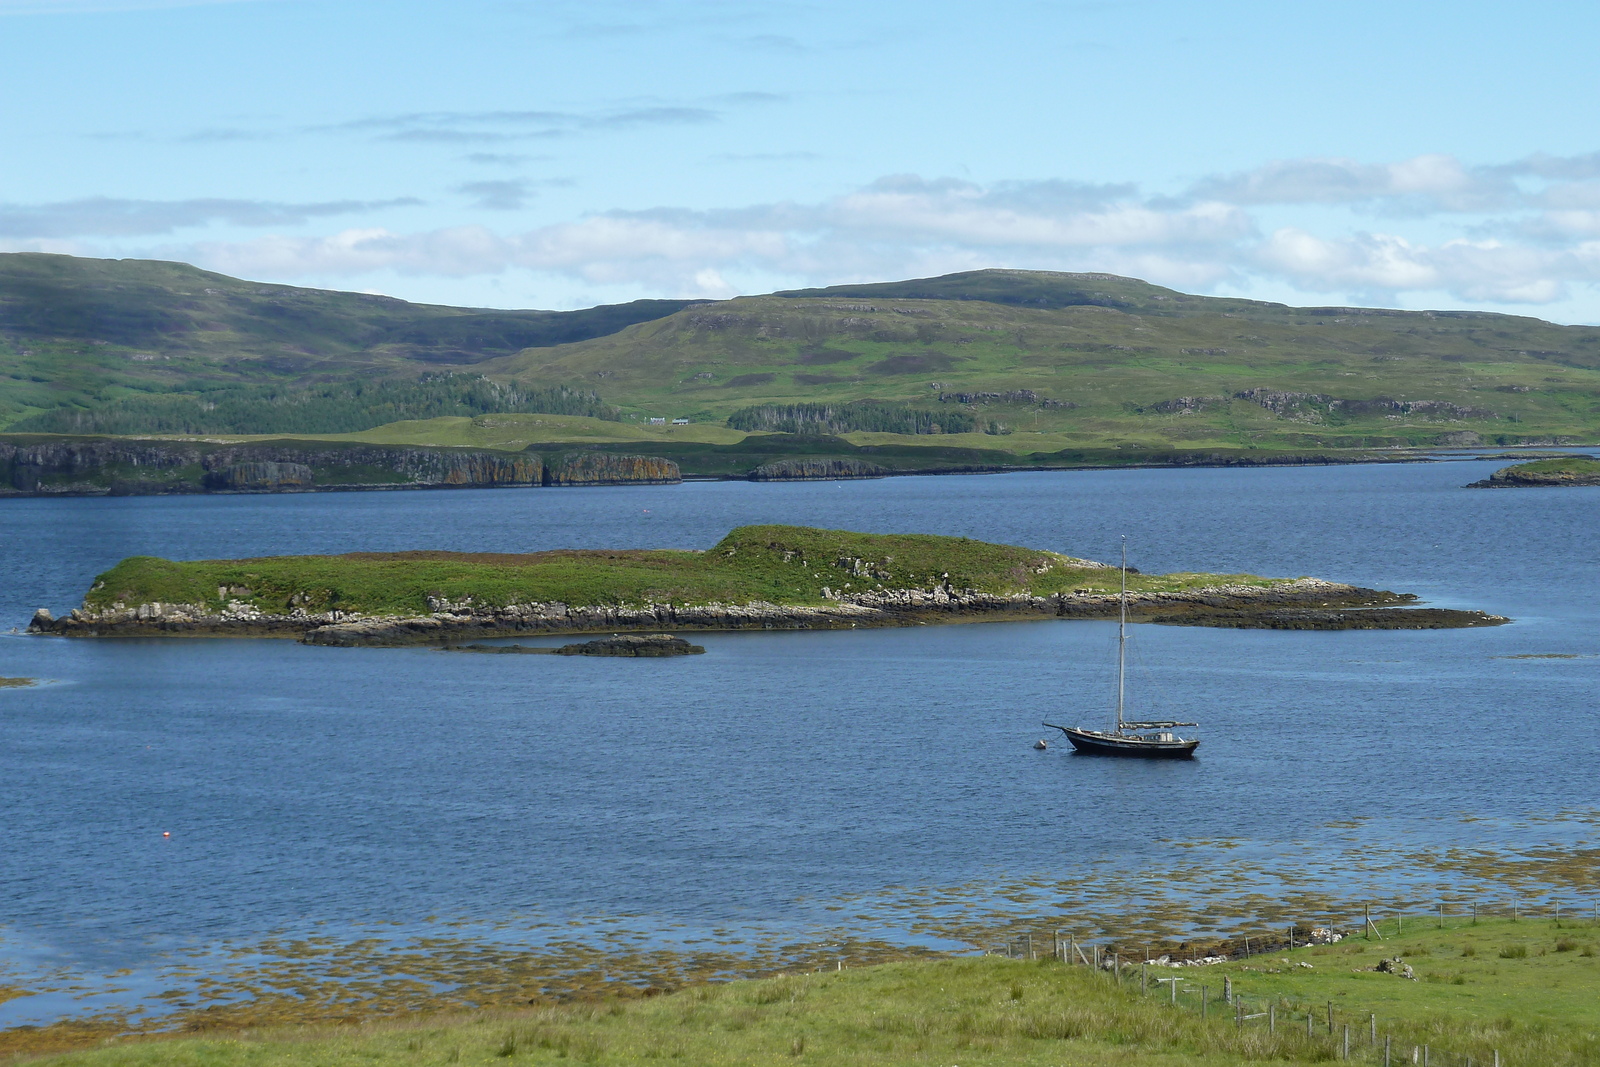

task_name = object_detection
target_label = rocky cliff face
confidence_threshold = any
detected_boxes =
[749,457,889,480]
[0,438,549,494]
[543,451,680,485]
[203,461,315,491]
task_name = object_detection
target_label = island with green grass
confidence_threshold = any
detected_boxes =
[28,525,1505,645]
[1468,455,1600,487]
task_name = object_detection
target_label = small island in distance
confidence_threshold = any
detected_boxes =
[1469,456,1600,487]
[29,525,1506,645]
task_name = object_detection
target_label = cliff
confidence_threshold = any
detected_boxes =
[542,451,681,485]
[28,524,1507,644]
[749,457,889,480]
[0,437,676,495]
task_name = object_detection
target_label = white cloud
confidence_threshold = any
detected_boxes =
[48,152,1599,312]
[1192,153,1512,213]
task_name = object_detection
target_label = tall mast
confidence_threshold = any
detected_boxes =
[1116,536,1127,732]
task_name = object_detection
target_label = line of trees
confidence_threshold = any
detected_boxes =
[13,375,619,436]
[726,401,976,435]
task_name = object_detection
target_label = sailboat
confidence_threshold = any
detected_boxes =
[1044,538,1199,759]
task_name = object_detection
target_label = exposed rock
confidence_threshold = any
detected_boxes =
[552,634,705,656]
[202,461,314,491]
[542,451,681,486]
[749,457,889,480]
[28,608,54,632]
[937,389,1074,409]
[31,571,1509,646]
[1374,957,1417,980]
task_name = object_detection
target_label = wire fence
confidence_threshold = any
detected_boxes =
[985,899,1600,1065]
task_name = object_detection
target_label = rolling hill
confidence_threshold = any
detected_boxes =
[4,255,1600,455]
[0,252,695,427]
[483,268,1600,450]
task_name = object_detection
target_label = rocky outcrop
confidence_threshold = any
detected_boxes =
[552,634,705,656]
[542,451,680,485]
[749,457,889,480]
[1468,462,1600,488]
[202,461,314,491]
[30,577,1508,646]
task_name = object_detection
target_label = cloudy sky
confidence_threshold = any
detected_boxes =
[4,0,1599,320]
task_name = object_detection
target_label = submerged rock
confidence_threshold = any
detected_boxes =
[553,634,705,657]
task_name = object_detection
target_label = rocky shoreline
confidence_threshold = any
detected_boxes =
[28,579,1508,646]
[1467,467,1600,488]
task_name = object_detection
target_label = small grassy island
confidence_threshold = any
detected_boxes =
[1469,456,1600,487]
[30,525,1505,644]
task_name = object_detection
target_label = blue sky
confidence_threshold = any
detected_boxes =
[4,0,1599,321]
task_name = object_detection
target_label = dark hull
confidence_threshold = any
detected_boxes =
[1061,727,1198,759]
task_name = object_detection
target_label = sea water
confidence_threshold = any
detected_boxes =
[1,458,1597,1022]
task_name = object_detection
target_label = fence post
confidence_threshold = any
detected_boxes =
[1370,1013,1376,1045]
[1269,1002,1275,1034]
[1223,976,1232,1004]
[1141,963,1147,994]
[1327,1001,1334,1034]
[1202,984,1208,1019]
[1235,996,1242,1029]
[1384,1035,1391,1066]
[1307,1010,1313,1038]
[1344,1025,1350,1060]
[1439,902,1445,929]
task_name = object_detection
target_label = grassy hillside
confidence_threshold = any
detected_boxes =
[81,524,1262,617]
[9,256,1600,451]
[20,918,1599,1065]
[0,253,692,427]
[485,268,1600,449]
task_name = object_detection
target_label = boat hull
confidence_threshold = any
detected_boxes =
[1060,727,1198,759]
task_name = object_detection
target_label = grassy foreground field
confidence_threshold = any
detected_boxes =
[82,525,1262,618]
[20,919,1598,1066]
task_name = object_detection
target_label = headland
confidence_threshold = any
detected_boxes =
[1468,456,1600,487]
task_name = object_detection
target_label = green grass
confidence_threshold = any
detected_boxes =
[1497,457,1600,476]
[79,524,1279,617]
[22,919,1600,1066]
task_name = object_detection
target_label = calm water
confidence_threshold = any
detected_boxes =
[2,459,1598,1016]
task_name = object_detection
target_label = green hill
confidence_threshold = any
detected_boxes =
[0,252,694,427]
[483,268,1600,449]
[6,255,1600,452]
